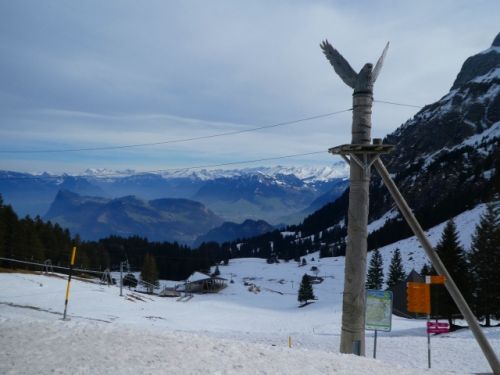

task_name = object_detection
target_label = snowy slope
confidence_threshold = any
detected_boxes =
[370,203,488,280]
[0,203,498,374]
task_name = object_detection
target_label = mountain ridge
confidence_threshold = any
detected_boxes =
[44,190,224,245]
[0,164,349,224]
[228,32,500,259]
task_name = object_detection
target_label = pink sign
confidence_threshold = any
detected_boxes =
[427,321,449,334]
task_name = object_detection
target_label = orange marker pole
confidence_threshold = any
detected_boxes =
[63,246,77,320]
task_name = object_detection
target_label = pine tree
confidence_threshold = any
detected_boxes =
[2,205,24,265]
[141,253,159,293]
[18,217,45,264]
[435,220,470,326]
[420,263,431,276]
[469,202,500,326]
[0,196,5,262]
[386,248,406,289]
[123,273,138,288]
[366,249,384,290]
[212,265,220,276]
[298,274,315,304]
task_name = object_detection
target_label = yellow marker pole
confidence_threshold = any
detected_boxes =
[288,336,292,348]
[63,246,77,320]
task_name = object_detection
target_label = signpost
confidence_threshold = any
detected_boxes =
[427,321,450,334]
[365,290,393,358]
[407,276,451,368]
[406,282,431,314]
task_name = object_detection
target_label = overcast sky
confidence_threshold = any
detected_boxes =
[0,0,498,174]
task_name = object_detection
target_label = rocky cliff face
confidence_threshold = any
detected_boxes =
[370,33,500,227]
[288,33,499,251]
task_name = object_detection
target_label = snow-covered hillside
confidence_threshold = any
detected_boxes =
[369,203,488,280]
[1,203,499,375]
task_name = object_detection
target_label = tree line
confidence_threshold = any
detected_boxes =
[0,195,230,281]
[366,201,500,327]
[1,191,498,326]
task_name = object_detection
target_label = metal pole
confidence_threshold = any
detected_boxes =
[373,158,500,375]
[373,330,378,359]
[120,261,123,297]
[427,314,431,369]
[63,246,77,321]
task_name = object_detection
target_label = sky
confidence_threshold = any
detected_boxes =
[0,0,499,174]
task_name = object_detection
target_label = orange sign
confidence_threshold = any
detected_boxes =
[426,275,446,285]
[407,282,431,314]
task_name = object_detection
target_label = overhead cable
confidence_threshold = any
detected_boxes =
[374,100,423,109]
[0,109,352,154]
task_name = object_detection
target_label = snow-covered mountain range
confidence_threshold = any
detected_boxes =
[0,162,349,241]
[80,162,349,183]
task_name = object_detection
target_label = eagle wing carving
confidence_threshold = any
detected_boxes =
[372,42,390,84]
[320,40,357,89]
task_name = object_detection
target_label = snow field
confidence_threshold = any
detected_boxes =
[0,203,499,374]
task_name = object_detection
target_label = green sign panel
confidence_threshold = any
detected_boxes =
[365,289,393,332]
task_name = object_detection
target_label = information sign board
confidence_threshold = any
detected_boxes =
[365,290,393,332]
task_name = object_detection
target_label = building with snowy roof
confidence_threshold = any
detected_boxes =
[181,272,227,293]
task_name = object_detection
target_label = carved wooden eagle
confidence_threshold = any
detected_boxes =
[320,40,389,93]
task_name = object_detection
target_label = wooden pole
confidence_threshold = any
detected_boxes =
[340,92,373,355]
[320,40,388,355]
[373,158,500,375]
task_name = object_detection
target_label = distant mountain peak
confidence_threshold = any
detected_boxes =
[492,32,500,47]
[451,32,500,90]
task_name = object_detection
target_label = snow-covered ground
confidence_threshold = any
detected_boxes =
[1,204,499,374]
[371,203,488,278]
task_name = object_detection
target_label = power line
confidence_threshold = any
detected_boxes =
[374,99,423,109]
[0,100,423,155]
[0,109,352,154]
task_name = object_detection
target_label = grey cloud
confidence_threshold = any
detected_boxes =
[0,0,499,173]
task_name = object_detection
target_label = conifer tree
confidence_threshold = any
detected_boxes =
[141,253,159,293]
[0,196,6,260]
[420,263,431,276]
[435,220,470,325]
[469,202,500,326]
[212,265,220,276]
[366,249,384,290]
[19,217,45,264]
[298,274,315,304]
[123,273,138,288]
[386,248,406,289]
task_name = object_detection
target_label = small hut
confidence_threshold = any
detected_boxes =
[183,272,227,293]
[388,269,424,318]
[159,287,181,297]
